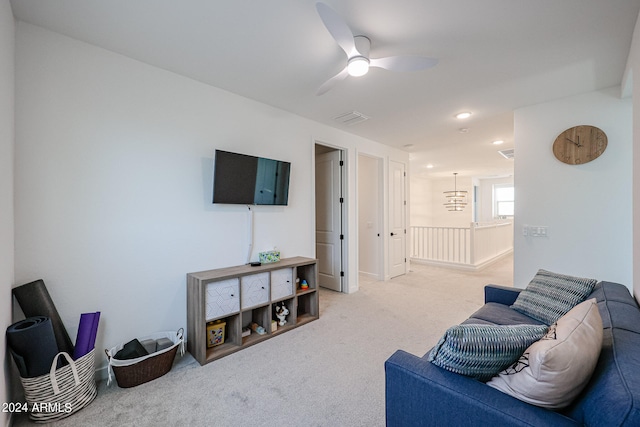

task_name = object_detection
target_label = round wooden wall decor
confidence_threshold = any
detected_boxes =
[552,125,607,165]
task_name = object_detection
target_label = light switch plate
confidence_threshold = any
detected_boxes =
[524,225,548,237]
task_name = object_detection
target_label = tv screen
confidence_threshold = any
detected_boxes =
[212,150,291,205]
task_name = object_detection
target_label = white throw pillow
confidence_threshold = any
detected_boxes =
[487,298,602,409]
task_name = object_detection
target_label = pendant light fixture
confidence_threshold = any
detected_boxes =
[444,173,468,211]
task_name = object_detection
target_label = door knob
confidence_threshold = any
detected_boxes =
[390,232,395,236]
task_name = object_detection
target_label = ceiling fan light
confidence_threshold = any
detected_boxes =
[347,56,370,77]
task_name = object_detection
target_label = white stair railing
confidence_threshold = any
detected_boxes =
[411,221,513,269]
[411,226,471,264]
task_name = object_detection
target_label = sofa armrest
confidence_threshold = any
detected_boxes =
[385,350,576,427]
[485,284,522,305]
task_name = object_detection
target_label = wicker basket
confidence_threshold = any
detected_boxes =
[20,349,97,423]
[106,329,184,388]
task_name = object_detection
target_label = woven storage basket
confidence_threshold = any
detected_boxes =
[106,329,184,388]
[20,349,97,423]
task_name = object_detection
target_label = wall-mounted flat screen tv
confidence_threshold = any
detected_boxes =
[212,150,291,205]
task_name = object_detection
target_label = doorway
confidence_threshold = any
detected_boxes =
[315,144,345,292]
[389,160,407,278]
[358,154,383,280]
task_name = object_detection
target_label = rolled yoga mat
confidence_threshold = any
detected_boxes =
[73,312,100,360]
[12,279,74,356]
[6,316,60,378]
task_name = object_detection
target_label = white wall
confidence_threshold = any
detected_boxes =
[409,175,432,226]
[14,22,408,371]
[628,11,640,303]
[0,1,14,426]
[410,175,473,227]
[514,87,632,289]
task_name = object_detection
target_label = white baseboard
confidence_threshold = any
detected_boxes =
[95,365,109,382]
[410,249,513,272]
[358,271,379,280]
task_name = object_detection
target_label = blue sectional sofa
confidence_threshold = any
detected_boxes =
[385,281,640,426]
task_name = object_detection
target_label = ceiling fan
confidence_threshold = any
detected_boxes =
[315,2,438,95]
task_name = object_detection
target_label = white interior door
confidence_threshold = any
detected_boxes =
[315,150,342,291]
[389,160,406,278]
[358,154,383,279]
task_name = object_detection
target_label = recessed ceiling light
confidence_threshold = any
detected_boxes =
[426,164,434,169]
[455,112,472,119]
[492,140,504,145]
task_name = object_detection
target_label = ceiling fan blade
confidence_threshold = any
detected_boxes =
[370,56,438,72]
[316,2,358,57]
[316,67,349,96]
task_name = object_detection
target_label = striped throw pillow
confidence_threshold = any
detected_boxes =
[511,269,597,325]
[428,324,548,382]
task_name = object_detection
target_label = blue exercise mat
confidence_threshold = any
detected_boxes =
[6,316,60,378]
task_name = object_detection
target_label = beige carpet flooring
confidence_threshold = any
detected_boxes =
[13,255,513,427]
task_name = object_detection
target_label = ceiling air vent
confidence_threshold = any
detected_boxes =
[333,111,369,126]
[498,148,515,159]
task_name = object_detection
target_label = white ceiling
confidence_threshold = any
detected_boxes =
[10,0,640,178]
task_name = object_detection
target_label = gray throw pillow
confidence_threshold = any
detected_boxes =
[428,324,548,382]
[511,269,597,325]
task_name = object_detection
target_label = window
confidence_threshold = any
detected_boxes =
[494,184,514,217]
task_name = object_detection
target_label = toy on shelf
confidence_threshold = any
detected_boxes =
[250,322,266,335]
[300,280,309,290]
[206,320,226,348]
[275,302,290,326]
